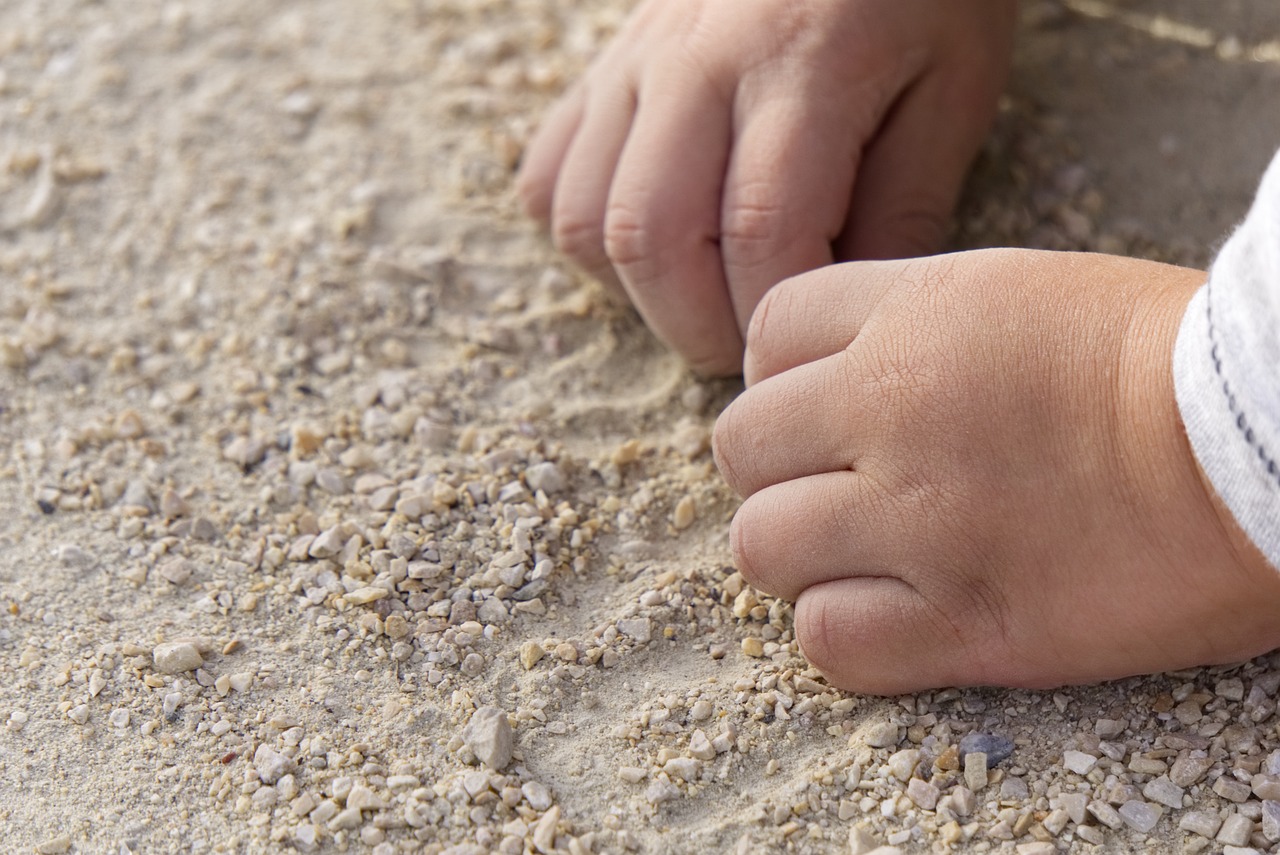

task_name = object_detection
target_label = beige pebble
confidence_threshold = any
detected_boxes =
[533,805,560,854]
[671,496,697,530]
[519,641,545,670]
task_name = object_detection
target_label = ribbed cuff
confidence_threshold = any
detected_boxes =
[1174,283,1280,571]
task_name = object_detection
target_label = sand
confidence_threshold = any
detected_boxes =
[4,1,1280,853]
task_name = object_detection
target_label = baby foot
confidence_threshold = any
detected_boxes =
[713,249,1280,695]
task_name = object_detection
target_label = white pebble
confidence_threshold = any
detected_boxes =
[153,641,203,674]
[463,706,513,770]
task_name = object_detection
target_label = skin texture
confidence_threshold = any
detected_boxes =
[713,250,1280,695]
[517,0,1018,375]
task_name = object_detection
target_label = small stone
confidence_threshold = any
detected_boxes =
[1042,808,1069,836]
[663,757,701,782]
[1015,844,1055,855]
[461,652,485,676]
[347,785,387,811]
[740,637,764,658]
[1143,775,1185,808]
[1058,793,1088,825]
[345,587,388,605]
[864,722,900,749]
[907,778,940,811]
[464,706,513,770]
[67,704,89,725]
[617,618,651,644]
[533,805,560,854]
[308,526,345,558]
[1263,800,1280,843]
[254,744,298,785]
[519,641,545,670]
[329,806,362,830]
[888,749,920,782]
[690,700,713,721]
[524,462,565,495]
[618,767,647,784]
[1118,800,1161,833]
[1222,847,1262,855]
[1094,718,1125,739]
[158,559,193,585]
[1217,813,1254,846]
[689,730,716,761]
[671,496,697,530]
[1216,678,1246,701]
[951,786,976,817]
[1170,753,1214,787]
[1062,750,1097,775]
[88,671,106,698]
[848,825,882,855]
[36,836,72,855]
[522,781,553,811]
[959,732,1014,767]
[1254,774,1280,801]
[153,641,203,674]
[1214,775,1253,803]
[999,776,1028,801]
[1087,800,1124,830]
[964,751,988,792]
[109,709,130,729]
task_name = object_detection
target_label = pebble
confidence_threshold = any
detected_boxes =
[464,706,513,770]
[308,526,345,558]
[254,744,298,785]
[522,781,552,811]
[6,711,28,732]
[1263,800,1280,841]
[1170,753,1214,787]
[887,749,920,782]
[347,785,387,811]
[329,806,362,830]
[346,587,388,605]
[1217,813,1254,847]
[152,641,203,674]
[109,709,130,729]
[689,729,715,761]
[863,722,899,749]
[1094,718,1125,739]
[1143,775,1185,808]
[664,757,701,782]
[532,805,560,854]
[959,732,1014,767]
[1087,800,1124,830]
[617,618,651,644]
[671,496,696,530]
[1118,799,1161,833]
[1062,749,1097,775]
[906,778,939,811]
[1214,775,1253,803]
[524,462,564,494]
[963,752,988,792]
[618,767,646,784]
[740,637,764,658]
[67,704,89,725]
[519,641,545,670]
[36,836,71,855]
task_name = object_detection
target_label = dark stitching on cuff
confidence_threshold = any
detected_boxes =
[1206,278,1280,486]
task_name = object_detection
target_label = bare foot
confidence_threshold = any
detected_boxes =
[712,249,1280,695]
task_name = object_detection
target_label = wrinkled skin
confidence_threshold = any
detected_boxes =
[518,0,1017,374]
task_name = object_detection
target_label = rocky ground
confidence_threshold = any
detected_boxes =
[5,1,1280,853]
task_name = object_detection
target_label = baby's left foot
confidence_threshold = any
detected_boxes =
[713,249,1280,695]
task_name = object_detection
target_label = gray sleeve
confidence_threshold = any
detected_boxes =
[1174,150,1280,570]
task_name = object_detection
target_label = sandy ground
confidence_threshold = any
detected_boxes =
[5,1,1280,853]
